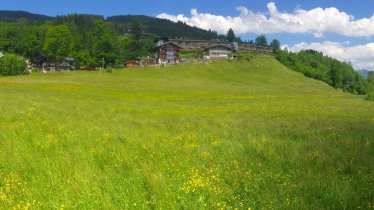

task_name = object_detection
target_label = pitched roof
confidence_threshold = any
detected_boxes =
[156,42,182,49]
[204,44,235,51]
[125,60,139,63]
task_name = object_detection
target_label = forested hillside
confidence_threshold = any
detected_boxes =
[0,14,156,68]
[0,10,224,40]
[274,49,367,95]
[0,10,53,22]
[107,15,225,40]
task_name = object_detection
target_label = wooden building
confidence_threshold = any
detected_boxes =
[167,39,273,53]
[60,57,74,69]
[30,56,75,71]
[168,39,235,51]
[155,42,181,64]
[255,45,273,53]
[125,60,139,68]
[204,45,235,60]
[139,57,157,67]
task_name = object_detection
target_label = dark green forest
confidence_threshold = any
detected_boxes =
[0,14,157,68]
[107,15,227,41]
[0,10,53,22]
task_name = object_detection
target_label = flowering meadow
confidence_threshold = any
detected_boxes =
[0,59,373,209]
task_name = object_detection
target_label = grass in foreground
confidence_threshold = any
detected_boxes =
[0,59,373,209]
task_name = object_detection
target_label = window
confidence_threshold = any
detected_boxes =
[166,51,175,60]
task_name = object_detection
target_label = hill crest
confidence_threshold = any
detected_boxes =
[0,10,223,40]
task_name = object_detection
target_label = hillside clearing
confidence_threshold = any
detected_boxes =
[0,59,373,209]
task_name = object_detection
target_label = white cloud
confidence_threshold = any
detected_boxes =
[288,41,374,70]
[157,2,374,37]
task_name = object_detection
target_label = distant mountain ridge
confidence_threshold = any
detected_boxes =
[0,10,53,22]
[107,15,224,40]
[357,69,370,79]
[0,10,223,40]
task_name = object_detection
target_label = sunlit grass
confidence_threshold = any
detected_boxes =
[0,59,373,209]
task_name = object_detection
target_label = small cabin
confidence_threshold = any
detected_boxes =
[139,57,157,67]
[0,52,4,58]
[125,60,139,68]
[60,57,74,69]
[155,42,181,64]
[204,45,235,60]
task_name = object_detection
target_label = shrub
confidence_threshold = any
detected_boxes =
[105,66,113,73]
[366,92,374,101]
[0,54,27,76]
[235,52,254,61]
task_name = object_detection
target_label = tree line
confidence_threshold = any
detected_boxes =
[108,15,228,41]
[0,14,158,69]
[251,35,368,95]
[274,47,367,95]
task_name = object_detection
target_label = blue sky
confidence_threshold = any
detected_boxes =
[1,0,373,19]
[1,0,374,69]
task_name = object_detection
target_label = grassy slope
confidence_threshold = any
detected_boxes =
[0,59,373,209]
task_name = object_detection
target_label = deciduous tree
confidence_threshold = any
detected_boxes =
[270,39,280,52]
[255,35,268,45]
[43,25,72,69]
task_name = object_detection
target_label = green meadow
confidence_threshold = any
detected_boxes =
[0,58,373,209]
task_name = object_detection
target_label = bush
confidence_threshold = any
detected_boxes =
[235,52,255,61]
[105,65,113,73]
[366,92,374,101]
[0,54,27,76]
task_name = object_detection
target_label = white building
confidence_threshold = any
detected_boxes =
[204,45,235,60]
[0,52,4,58]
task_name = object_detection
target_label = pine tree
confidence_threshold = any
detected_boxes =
[227,28,235,42]
[270,39,280,51]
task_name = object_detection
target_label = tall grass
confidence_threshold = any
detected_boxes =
[0,59,373,209]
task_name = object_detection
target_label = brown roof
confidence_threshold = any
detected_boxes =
[204,44,235,51]
[155,42,182,49]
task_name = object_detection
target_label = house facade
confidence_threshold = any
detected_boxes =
[30,56,75,71]
[59,57,74,69]
[167,39,273,53]
[155,42,181,64]
[139,57,157,67]
[204,45,235,60]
